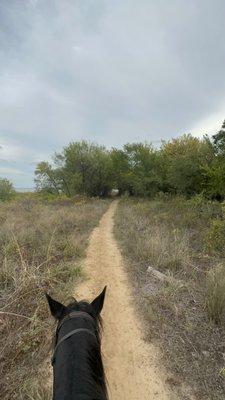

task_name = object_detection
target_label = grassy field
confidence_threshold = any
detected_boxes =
[0,195,109,400]
[115,195,225,400]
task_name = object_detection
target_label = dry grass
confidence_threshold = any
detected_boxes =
[123,220,190,272]
[115,196,225,400]
[206,264,225,325]
[0,195,109,399]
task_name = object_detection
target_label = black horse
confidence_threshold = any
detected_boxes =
[46,287,108,400]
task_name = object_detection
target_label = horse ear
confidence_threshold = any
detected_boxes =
[45,293,66,320]
[91,286,106,316]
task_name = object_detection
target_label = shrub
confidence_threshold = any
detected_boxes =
[0,178,15,201]
[205,219,225,255]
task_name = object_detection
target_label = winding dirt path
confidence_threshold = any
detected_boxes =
[75,201,177,400]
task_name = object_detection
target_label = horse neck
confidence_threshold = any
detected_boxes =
[52,330,107,400]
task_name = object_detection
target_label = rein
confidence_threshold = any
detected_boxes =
[51,311,97,365]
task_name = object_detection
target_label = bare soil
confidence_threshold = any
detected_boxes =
[75,201,179,400]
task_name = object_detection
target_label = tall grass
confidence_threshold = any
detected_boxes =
[0,196,109,400]
[206,264,225,324]
[115,196,225,399]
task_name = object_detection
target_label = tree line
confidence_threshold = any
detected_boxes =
[34,121,225,199]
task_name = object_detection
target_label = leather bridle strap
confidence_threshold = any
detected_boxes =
[57,311,95,332]
[51,327,97,365]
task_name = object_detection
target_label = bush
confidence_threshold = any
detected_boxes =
[0,178,15,201]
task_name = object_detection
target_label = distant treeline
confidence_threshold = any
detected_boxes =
[35,121,225,199]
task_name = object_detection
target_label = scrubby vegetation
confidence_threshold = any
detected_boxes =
[0,196,109,399]
[115,196,225,399]
[0,178,15,201]
[35,121,225,200]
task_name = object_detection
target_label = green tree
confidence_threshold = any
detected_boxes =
[0,178,15,201]
[161,134,214,196]
[124,143,164,196]
[212,120,225,155]
[110,148,132,195]
[202,121,225,199]
[202,160,225,199]
[35,141,113,197]
[62,141,113,196]
[34,135,220,199]
[35,161,60,194]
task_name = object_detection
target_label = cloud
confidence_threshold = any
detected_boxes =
[191,106,225,138]
[0,166,25,175]
[0,0,225,186]
[0,142,25,163]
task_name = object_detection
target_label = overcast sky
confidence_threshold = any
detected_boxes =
[1,0,225,188]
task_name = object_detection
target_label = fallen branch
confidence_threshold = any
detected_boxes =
[147,266,181,285]
[0,311,31,320]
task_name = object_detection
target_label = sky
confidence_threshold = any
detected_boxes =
[0,0,225,188]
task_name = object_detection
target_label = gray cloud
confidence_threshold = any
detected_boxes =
[0,0,225,187]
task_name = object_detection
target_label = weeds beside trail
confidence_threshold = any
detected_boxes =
[115,196,225,400]
[0,196,109,400]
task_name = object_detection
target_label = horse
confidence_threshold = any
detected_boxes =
[46,286,108,400]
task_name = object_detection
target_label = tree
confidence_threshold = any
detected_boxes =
[124,143,164,196]
[110,148,132,195]
[0,178,15,201]
[202,121,225,199]
[35,161,60,194]
[34,135,220,199]
[161,134,214,196]
[35,141,114,197]
[202,160,225,200]
[61,142,113,196]
[212,120,225,155]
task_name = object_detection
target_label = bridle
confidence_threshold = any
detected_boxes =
[51,311,97,366]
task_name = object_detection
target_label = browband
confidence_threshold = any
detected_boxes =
[57,311,95,332]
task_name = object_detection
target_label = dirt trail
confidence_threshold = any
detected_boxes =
[75,201,177,400]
